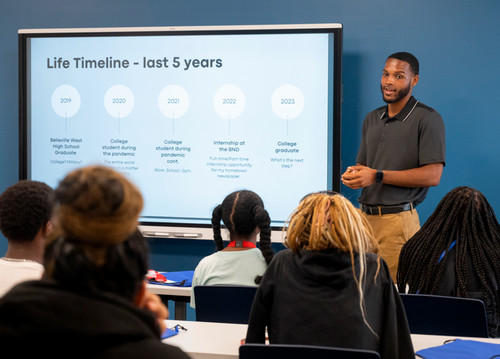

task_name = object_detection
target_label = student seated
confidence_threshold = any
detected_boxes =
[0,165,190,358]
[245,191,414,359]
[0,180,55,297]
[397,186,500,337]
[190,190,274,308]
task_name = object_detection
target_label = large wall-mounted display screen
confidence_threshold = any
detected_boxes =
[19,24,342,241]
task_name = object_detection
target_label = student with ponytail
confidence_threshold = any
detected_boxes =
[190,190,274,308]
[397,186,500,337]
[245,191,414,359]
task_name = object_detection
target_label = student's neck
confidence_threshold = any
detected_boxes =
[222,236,257,252]
[4,244,43,264]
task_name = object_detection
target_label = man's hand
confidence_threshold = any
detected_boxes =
[341,165,376,189]
[341,163,443,189]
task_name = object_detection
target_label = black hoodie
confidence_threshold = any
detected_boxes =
[0,279,190,359]
[246,248,414,359]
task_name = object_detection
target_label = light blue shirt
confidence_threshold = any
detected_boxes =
[190,248,267,308]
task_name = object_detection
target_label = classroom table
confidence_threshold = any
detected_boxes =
[147,270,194,320]
[163,320,247,359]
[147,284,192,320]
[162,320,500,359]
[411,333,500,351]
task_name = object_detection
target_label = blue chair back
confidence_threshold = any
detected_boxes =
[400,293,489,337]
[240,344,381,359]
[194,285,257,324]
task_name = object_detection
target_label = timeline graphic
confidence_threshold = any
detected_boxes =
[104,84,135,133]
[28,30,334,232]
[272,84,305,135]
[213,84,246,135]
[49,83,305,135]
[51,84,81,132]
[158,84,190,135]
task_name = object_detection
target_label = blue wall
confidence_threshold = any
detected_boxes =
[1,0,500,269]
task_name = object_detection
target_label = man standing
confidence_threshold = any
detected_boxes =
[342,52,445,282]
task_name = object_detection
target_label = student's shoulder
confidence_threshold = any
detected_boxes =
[154,342,191,359]
[268,248,295,267]
[98,340,191,359]
[274,248,294,259]
[194,252,221,270]
[366,253,393,282]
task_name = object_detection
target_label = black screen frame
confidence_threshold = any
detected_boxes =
[18,24,342,242]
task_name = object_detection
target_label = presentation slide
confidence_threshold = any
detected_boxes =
[27,32,333,227]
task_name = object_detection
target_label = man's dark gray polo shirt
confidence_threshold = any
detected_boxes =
[356,96,446,207]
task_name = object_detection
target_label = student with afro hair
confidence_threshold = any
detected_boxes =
[0,180,55,297]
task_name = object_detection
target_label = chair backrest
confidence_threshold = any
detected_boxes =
[239,344,381,359]
[400,293,489,337]
[194,285,257,324]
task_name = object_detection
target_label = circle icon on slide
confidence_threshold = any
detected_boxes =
[51,85,81,118]
[213,85,246,119]
[104,85,134,118]
[158,85,190,119]
[271,84,305,120]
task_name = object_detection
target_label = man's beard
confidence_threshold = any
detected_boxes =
[381,82,411,104]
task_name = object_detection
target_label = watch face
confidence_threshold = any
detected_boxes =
[376,171,383,183]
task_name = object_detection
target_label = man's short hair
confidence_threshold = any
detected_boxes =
[387,52,419,75]
[0,180,55,242]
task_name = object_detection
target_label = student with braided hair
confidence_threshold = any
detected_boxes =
[190,190,274,308]
[246,191,414,358]
[397,186,500,337]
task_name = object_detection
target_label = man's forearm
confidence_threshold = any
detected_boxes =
[382,163,443,187]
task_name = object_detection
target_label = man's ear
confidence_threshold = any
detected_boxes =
[133,281,147,307]
[411,74,419,87]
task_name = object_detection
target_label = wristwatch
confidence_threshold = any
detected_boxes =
[375,170,384,183]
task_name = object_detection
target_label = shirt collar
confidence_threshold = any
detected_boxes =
[380,96,418,121]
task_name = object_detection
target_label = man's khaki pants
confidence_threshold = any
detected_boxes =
[360,209,420,283]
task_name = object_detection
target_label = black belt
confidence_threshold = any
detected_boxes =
[361,203,414,215]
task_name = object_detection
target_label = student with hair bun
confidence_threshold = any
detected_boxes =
[245,191,413,359]
[190,190,274,308]
[0,165,189,358]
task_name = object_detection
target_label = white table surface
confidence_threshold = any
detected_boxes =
[162,320,500,359]
[163,320,247,359]
[147,283,192,296]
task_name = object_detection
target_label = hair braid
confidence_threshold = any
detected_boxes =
[211,204,224,251]
[252,205,274,264]
[397,186,500,336]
